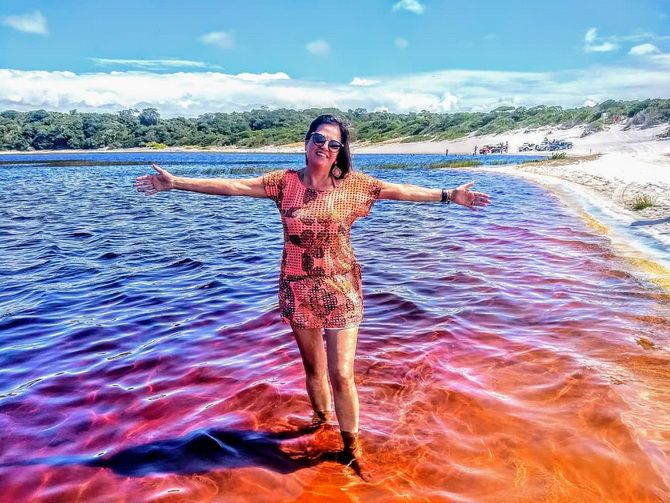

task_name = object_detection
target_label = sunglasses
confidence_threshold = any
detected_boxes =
[310,132,344,151]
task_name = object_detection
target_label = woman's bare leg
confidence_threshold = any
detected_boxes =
[324,325,373,481]
[324,326,360,433]
[291,326,332,418]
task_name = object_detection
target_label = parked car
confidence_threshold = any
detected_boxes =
[480,142,509,154]
[535,138,573,151]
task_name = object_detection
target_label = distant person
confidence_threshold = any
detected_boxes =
[473,145,478,155]
[134,115,491,481]
[445,148,449,156]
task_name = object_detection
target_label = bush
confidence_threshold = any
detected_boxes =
[627,111,660,129]
[145,141,167,149]
[550,152,567,160]
[581,121,604,137]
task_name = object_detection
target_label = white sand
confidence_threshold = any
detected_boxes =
[353,123,669,159]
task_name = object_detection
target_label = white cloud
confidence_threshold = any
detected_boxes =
[582,27,670,54]
[585,28,598,43]
[395,37,409,49]
[586,42,618,53]
[584,27,618,53]
[584,99,597,107]
[200,31,235,48]
[306,39,331,56]
[629,43,660,56]
[350,78,380,86]
[90,58,216,69]
[1,55,669,117]
[646,53,670,68]
[235,72,290,82]
[2,10,48,35]
[612,32,670,43]
[392,0,425,14]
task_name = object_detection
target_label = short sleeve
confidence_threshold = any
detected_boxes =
[350,171,383,218]
[262,169,286,205]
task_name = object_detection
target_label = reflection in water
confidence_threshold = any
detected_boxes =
[0,153,669,501]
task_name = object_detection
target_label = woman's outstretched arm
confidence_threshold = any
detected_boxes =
[134,163,267,198]
[378,180,491,210]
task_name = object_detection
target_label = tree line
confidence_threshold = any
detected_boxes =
[1,99,668,151]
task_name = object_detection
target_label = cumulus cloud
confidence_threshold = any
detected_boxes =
[306,39,330,56]
[200,31,235,48]
[584,27,618,53]
[2,10,48,35]
[1,57,669,117]
[392,0,425,14]
[90,58,217,70]
[629,43,661,56]
[395,37,409,49]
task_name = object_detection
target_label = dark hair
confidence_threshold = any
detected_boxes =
[304,114,352,179]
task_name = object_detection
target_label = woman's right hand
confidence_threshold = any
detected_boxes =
[134,163,175,196]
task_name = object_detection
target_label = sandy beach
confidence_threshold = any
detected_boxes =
[368,123,670,289]
[388,123,670,289]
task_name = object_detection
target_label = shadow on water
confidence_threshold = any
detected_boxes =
[2,425,340,477]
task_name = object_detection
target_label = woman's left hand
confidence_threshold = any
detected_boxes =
[451,181,491,210]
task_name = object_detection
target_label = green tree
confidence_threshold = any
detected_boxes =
[139,108,160,126]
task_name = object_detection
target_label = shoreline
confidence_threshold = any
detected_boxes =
[2,124,669,289]
[1,123,666,158]
[480,155,670,291]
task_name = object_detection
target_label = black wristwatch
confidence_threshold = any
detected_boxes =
[441,188,452,204]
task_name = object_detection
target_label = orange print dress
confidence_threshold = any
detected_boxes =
[262,169,382,329]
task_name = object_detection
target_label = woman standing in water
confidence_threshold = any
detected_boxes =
[134,115,491,480]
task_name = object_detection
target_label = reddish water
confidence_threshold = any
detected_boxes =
[1,155,669,501]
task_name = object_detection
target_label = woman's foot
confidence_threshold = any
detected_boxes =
[340,431,374,482]
[309,409,333,429]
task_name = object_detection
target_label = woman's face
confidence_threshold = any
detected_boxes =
[305,123,342,170]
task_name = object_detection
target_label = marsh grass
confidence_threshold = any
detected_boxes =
[429,160,482,169]
[550,152,568,160]
[631,194,655,210]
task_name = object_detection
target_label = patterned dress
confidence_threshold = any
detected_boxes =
[262,169,382,329]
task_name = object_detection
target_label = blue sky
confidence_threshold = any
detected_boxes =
[1,0,669,115]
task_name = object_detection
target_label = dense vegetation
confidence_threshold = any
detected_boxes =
[1,99,669,151]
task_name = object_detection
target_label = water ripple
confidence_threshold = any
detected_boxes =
[0,153,669,501]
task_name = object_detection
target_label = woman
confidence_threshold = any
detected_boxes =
[134,115,491,481]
